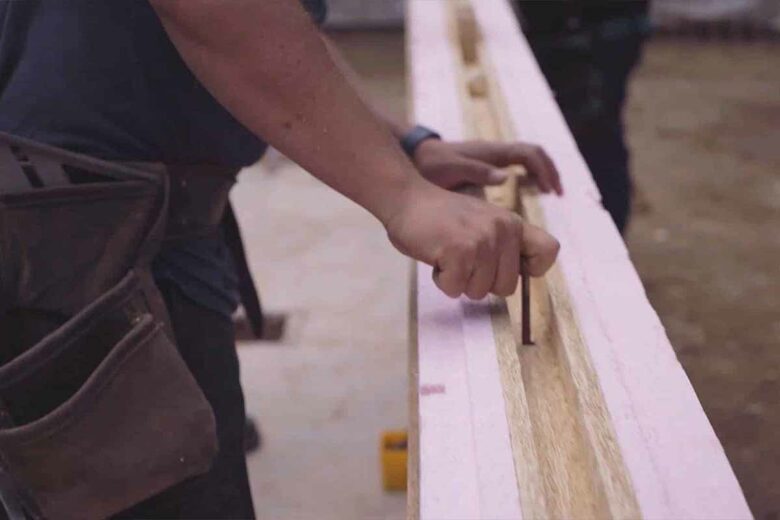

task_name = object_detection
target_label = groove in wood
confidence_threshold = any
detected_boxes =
[450,2,641,517]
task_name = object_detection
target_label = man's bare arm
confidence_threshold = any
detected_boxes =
[150,0,560,298]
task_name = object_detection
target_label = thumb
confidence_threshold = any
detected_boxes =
[521,222,560,277]
[454,158,508,186]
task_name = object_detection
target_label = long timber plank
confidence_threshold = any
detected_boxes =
[468,0,751,518]
[408,0,752,518]
[406,1,523,518]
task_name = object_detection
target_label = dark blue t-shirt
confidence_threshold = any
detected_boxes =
[0,0,326,166]
[0,0,327,317]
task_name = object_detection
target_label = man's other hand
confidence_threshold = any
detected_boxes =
[413,139,564,195]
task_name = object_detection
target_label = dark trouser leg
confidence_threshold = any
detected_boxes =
[575,122,633,232]
[583,33,645,233]
[531,31,645,233]
[115,279,255,519]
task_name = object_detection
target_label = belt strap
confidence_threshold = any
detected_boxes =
[0,141,68,193]
[222,203,264,338]
[146,163,265,338]
[0,145,29,193]
[164,165,237,241]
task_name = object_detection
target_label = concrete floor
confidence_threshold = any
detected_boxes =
[231,32,408,519]
[231,29,779,519]
[233,159,408,519]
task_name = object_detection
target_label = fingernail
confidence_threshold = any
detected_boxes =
[488,169,508,184]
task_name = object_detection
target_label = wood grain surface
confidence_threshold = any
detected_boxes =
[408,0,751,518]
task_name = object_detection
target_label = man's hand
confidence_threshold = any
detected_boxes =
[413,139,564,195]
[385,180,560,299]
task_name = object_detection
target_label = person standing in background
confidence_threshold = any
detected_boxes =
[515,1,650,233]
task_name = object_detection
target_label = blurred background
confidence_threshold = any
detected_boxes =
[233,1,779,518]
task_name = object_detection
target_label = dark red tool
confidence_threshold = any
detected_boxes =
[521,259,532,345]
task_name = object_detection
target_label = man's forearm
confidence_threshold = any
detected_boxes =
[151,0,421,225]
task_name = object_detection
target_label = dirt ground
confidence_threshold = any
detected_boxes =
[332,31,779,518]
[625,39,780,519]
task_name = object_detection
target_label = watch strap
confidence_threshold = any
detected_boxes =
[400,125,441,157]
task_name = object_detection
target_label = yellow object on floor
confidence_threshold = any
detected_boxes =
[380,430,407,492]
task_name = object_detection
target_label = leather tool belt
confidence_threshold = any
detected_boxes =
[0,132,234,519]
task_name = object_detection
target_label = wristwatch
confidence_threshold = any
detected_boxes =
[400,125,441,157]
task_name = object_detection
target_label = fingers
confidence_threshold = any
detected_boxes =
[535,146,563,195]
[450,158,509,187]
[465,232,498,300]
[520,222,560,276]
[493,215,522,296]
[434,213,524,300]
[435,220,559,302]
[517,145,553,194]
[508,143,562,196]
[455,140,563,196]
[432,242,474,298]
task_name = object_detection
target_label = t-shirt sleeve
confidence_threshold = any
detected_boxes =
[299,0,328,26]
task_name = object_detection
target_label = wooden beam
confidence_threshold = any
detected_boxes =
[408,0,752,518]
[406,1,522,518]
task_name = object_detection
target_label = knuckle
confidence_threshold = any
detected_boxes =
[491,225,504,245]
[499,214,516,235]
[509,215,523,235]
[516,221,526,241]
[448,240,478,266]
[449,240,472,258]
[445,242,463,257]
[477,234,492,252]
[492,214,507,234]
[466,238,481,256]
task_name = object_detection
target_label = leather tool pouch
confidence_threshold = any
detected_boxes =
[0,133,218,519]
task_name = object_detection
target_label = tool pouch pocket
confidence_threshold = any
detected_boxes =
[0,134,219,519]
[0,270,217,520]
[0,135,168,364]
